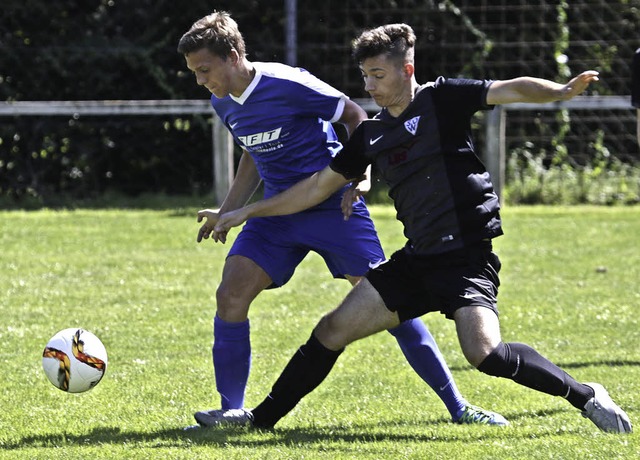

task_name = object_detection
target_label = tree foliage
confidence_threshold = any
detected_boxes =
[1,1,637,205]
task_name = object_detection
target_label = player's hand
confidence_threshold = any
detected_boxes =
[213,208,251,243]
[197,209,226,243]
[560,70,599,100]
[340,179,365,221]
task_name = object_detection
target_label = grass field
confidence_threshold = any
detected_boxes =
[0,205,638,459]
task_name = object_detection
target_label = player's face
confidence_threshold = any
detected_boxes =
[185,48,237,99]
[359,55,412,115]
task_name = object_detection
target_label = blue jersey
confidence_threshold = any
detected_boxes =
[211,62,347,205]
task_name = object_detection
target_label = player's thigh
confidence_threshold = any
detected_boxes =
[453,306,502,367]
[344,274,362,286]
[216,255,273,321]
[315,278,400,350]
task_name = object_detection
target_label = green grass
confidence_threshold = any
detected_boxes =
[0,205,638,459]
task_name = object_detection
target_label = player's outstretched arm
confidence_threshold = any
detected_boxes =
[487,70,599,105]
[212,166,351,243]
[196,150,261,243]
[196,209,222,243]
[339,99,368,137]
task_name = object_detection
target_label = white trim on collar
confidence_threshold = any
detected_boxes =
[230,66,262,105]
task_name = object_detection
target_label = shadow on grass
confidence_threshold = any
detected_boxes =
[2,407,576,450]
[0,192,209,213]
[446,358,640,374]
[557,359,640,370]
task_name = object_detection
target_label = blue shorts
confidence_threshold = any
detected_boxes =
[228,201,385,287]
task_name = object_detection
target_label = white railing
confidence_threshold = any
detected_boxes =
[483,95,633,198]
[0,99,234,204]
[0,96,633,204]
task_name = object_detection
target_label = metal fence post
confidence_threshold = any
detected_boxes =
[212,114,234,206]
[285,0,297,67]
[484,106,505,202]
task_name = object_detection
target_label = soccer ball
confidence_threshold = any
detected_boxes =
[42,328,108,393]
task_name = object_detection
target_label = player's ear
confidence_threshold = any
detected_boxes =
[403,62,415,80]
[229,49,241,65]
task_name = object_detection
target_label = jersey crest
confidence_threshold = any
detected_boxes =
[404,116,420,135]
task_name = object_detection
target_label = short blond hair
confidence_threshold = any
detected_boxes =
[177,11,246,59]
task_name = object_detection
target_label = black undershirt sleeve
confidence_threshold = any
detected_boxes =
[329,123,371,180]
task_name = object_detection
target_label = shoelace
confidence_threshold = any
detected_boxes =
[460,407,492,424]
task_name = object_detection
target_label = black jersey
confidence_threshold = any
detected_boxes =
[331,77,503,256]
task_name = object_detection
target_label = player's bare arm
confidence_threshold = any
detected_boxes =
[340,164,372,220]
[197,150,262,242]
[338,100,370,214]
[486,70,599,105]
[213,166,351,242]
[339,99,368,136]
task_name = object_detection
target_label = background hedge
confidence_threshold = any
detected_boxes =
[1,1,638,205]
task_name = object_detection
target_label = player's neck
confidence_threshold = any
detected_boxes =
[230,59,257,98]
[388,80,420,118]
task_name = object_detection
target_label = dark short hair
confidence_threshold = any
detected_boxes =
[352,23,416,64]
[177,11,246,59]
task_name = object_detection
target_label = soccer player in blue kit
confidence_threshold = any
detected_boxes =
[205,23,632,433]
[178,12,506,427]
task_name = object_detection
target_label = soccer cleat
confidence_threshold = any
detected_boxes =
[183,424,202,431]
[455,405,509,426]
[582,383,632,433]
[194,408,254,427]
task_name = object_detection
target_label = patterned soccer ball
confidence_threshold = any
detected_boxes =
[42,328,108,393]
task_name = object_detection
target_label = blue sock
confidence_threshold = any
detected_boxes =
[213,315,251,410]
[388,318,467,420]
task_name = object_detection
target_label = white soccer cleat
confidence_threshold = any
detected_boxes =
[582,383,632,433]
[194,408,254,427]
[455,405,509,426]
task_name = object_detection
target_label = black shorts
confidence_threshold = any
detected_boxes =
[365,242,501,322]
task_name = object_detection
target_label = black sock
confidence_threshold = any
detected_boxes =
[477,342,594,410]
[251,333,344,428]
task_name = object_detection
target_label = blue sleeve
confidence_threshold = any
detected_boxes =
[285,69,346,122]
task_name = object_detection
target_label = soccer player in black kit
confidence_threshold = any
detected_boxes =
[199,23,632,434]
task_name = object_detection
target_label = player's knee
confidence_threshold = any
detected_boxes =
[476,342,513,378]
[464,346,494,369]
[314,314,350,351]
[215,284,250,321]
